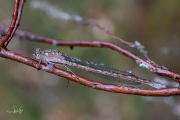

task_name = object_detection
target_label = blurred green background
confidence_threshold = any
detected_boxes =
[0,0,180,120]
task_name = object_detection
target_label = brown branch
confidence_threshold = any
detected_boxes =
[84,20,164,68]
[0,26,179,83]
[1,47,180,96]
[27,1,166,76]
[0,0,25,47]
[0,1,180,96]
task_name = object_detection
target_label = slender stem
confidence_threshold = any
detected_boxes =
[0,48,180,96]
[0,27,179,83]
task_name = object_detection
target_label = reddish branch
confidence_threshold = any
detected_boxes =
[85,20,162,68]
[0,1,180,96]
[0,26,180,83]
[0,0,25,47]
[1,47,180,96]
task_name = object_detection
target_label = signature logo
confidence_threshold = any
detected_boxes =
[6,105,23,114]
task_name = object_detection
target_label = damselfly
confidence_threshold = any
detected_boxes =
[33,48,166,89]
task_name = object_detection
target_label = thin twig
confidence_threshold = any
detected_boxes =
[0,27,179,83]
[0,48,180,96]
[0,0,25,47]
[0,1,180,96]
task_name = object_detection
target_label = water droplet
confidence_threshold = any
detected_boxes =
[45,53,48,56]
[127,70,132,73]
[100,63,104,66]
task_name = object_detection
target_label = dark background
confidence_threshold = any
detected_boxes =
[0,0,180,120]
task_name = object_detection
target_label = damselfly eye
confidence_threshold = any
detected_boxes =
[33,48,41,58]
[33,53,37,58]
[35,48,40,54]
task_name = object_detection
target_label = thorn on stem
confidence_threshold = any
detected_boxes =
[66,80,69,88]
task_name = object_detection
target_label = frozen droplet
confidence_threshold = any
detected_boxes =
[127,70,132,73]
[100,63,104,66]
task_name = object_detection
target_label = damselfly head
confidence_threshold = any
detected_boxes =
[33,48,41,60]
